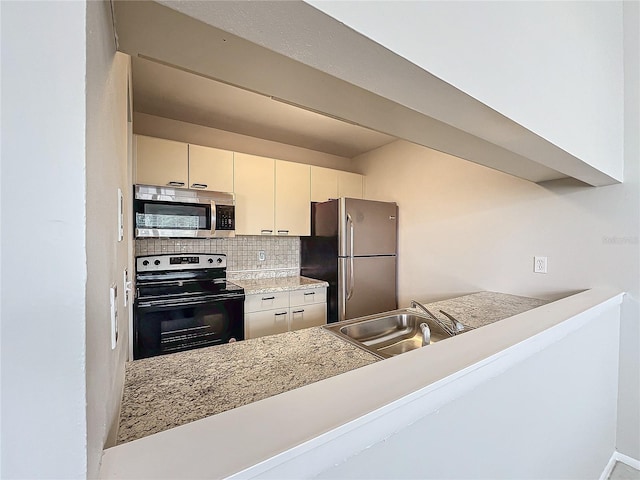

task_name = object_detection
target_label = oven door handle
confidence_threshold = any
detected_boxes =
[137,294,244,309]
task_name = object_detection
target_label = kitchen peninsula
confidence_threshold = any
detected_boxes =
[117,291,548,444]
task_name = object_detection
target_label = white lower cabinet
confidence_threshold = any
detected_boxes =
[290,303,326,331]
[244,288,327,339]
[245,309,290,339]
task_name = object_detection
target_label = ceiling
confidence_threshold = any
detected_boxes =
[131,56,396,159]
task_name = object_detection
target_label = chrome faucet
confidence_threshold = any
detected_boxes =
[410,300,464,336]
[420,322,431,346]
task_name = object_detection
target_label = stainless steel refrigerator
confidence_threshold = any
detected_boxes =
[301,198,397,323]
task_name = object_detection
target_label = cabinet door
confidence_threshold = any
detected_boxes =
[234,153,275,235]
[188,144,234,192]
[338,171,364,199]
[275,160,310,236]
[245,309,289,339]
[290,303,327,331]
[310,166,338,203]
[135,135,188,187]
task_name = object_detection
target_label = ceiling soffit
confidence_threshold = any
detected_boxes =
[113,0,618,186]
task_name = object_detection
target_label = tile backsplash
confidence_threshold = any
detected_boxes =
[135,237,300,279]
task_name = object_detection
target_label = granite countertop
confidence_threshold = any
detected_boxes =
[117,290,548,444]
[117,327,377,444]
[415,291,549,330]
[232,276,328,295]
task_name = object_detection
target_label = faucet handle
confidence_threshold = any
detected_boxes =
[420,322,431,346]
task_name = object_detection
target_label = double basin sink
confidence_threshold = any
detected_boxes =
[324,308,472,359]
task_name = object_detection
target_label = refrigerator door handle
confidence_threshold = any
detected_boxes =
[346,213,355,300]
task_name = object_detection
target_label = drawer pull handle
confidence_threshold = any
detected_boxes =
[167,181,185,187]
[274,312,287,316]
[261,230,273,235]
[303,292,316,296]
[191,183,208,189]
[277,230,289,235]
[262,296,275,301]
[292,309,304,314]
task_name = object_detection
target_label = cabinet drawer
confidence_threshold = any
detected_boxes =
[245,291,289,313]
[245,309,289,339]
[289,288,326,307]
[290,303,327,331]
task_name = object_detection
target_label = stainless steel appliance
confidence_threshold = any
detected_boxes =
[134,184,235,238]
[133,253,244,359]
[301,198,397,323]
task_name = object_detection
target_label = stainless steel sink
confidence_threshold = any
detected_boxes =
[323,309,455,359]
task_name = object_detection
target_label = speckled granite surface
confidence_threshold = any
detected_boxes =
[117,327,377,444]
[233,275,328,295]
[118,290,548,444]
[413,291,549,329]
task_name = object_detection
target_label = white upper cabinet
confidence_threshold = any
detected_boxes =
[135,135,188,187]
[311,166,364,202]
[338,171,364,199]
[188,144,234,192]
[234,152,275,235]
[234,154,311,236]
[275,160,310,236]
[311,166,338,202]
[135,135,234,192]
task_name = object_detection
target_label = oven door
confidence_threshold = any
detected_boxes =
[134,294,244,359]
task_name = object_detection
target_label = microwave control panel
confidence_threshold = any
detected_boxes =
[216,205,235,231]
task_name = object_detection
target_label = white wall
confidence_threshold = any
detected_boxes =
[308,0,624,181]
[133,113,357,172]
[85,1,132,477]
[0,2,88,478]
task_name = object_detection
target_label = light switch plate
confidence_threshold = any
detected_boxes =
[110,284,118,349]
[117,188,124,242]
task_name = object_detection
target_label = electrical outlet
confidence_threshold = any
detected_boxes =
[534,256,548,274]
[258,250,266,262]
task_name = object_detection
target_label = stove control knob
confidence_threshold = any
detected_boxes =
[208,258,214,264]
[154,259,161,266]
[216,258,223,264]
[142,260,149,266]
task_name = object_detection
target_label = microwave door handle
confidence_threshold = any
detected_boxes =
[210,200,217,236]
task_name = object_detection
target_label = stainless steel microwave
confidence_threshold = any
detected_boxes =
[134,184,235,238]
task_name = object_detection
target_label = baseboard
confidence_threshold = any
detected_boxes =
[614,451,640,470]
[599,451,640,480]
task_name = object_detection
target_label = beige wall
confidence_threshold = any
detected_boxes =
[133,112,357,172]
[357,140,638,303]
[85,2,133,476]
